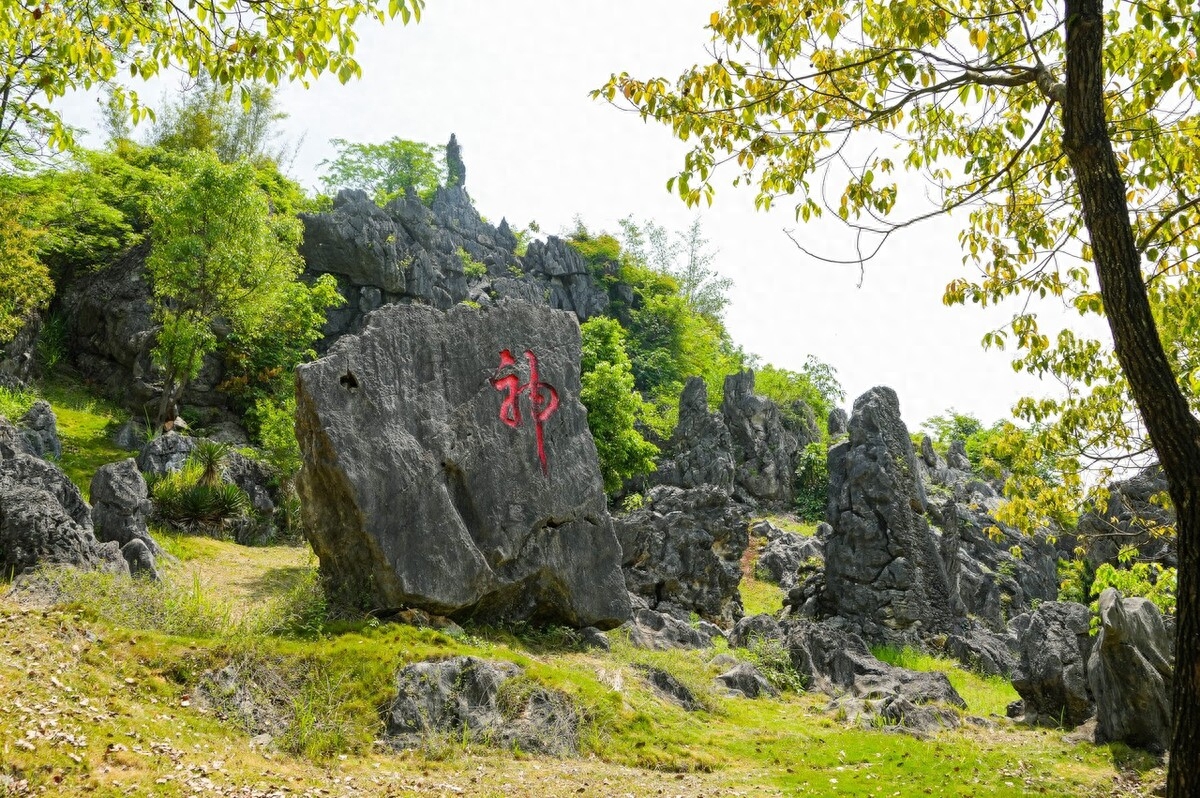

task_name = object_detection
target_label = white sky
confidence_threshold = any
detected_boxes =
[64,0,1109,430]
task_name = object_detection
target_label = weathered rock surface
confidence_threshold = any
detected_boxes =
[0,474,127,577]
[653,377,735,492]
[1010,601,1094,727]
[756,526,824,591]
[296,301,630,628]
[615,484,747,626]
[821,387,956,644]
[722,371,798,505]
[1,446,91,531]
[620,604,723,651]
[136,431,197,476]
[301,186,613,350]
[90,459,159,555]
[386,657,577,754]
[120,538,159,580]
[17,401,61,460]
[716,662,779,699]
[1087,589,1173,752]
[641,666,703,711]
[784,619,966,709]
[1073,466,1176,568]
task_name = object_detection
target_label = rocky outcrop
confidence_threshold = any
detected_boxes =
[1010,602,1094,727]
[90,459,158,555]
[1087,589,1173,752]
[386,657,577,754]
[0,439,129,578]
[615,484,747,626]
[1073,465,1176,568]
[722,371,798,505]
[620,603,725,650]
[716,662,779,699]
[756,524,824,591]
[821,387,956,644]
[653,377,735,492]
[17,401,61,460]
[136,431,197,475]
[296,301,630,628]
[300,186,613,351]
[0,314,38,387]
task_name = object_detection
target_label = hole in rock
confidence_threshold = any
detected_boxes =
[340,371,359,392]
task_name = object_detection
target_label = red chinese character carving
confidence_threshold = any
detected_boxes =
[490,349,560,475]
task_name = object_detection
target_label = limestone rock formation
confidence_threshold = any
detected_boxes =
[90,459,158,555]
[785,619,966,708]
[0,438,129,578]
[722,371,798,505]
[653,377,735,492]
[1010,601,1094,727]
[755,524,824,591]
[1087,589,1173,752]
[716,662,779,699]
[17,401,61,460]
[1073,465,1175,568]
[0,477,125,577]
[821,387,956,644]
[386,656,577,754]
[136,431,197,475]
[300,186,612,350]
[614,484,747,626]
[296,301,630,628]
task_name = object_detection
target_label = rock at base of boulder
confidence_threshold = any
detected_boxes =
[615,484,747,626]
[1010,601,1094,728]
[91,459,159,555]
[1087,588,1173,753]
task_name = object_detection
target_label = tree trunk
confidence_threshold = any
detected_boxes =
[1061,0,1200,793]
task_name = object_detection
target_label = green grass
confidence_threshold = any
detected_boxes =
[740,571,786,617]
[40,376,130,499]
[757,514,819,536]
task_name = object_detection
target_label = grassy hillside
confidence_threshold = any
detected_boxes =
[0,379,1166,797]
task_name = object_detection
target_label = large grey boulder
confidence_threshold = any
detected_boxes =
[614,484,747,626]
[386,657,577,754]
[136,431,197,476]
[722,371,798,505]
[0,474,127,577]
[654,377,735,492]
[17,401,61,460]
[296,301,630,628]
[0,447,91,531]
[90,459,159,555]
[1087,588,1173,752]
[1010,601,1094,727]
[821,387,956,644]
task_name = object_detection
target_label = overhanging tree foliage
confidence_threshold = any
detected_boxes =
[0,0,423,162]
[597,0,1200,791]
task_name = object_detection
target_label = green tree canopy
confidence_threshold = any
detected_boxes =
[598,1,1200,788]
[579,316,659,494]
[0,0,423,163]
[146,150,336,423]
[319,136,446,205]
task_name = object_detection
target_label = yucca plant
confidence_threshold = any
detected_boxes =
[148,445,249,535]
